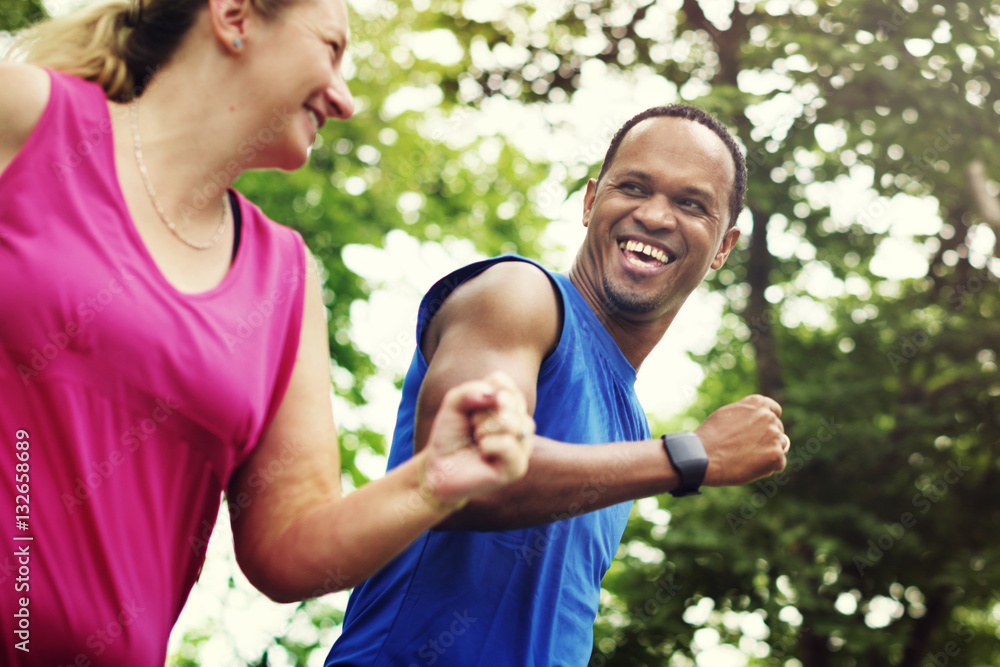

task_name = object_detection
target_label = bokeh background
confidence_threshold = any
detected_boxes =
[3,0,999,664]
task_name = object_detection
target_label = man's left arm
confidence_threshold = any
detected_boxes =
[415,261,788,532]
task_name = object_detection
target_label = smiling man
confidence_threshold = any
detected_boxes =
[325,105,792,667]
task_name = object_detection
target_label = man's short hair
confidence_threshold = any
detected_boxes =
[597,105,747,229]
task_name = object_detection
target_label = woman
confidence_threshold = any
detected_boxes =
[0,0,533,664]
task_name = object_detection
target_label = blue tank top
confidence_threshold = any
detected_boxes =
[325,256,650,667]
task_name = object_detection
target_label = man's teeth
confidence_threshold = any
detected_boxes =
[307,108,320,130]
[619,239,671,264]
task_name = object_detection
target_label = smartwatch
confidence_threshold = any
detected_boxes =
[662,432,708,497]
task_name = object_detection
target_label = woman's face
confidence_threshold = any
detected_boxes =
[241,0,354,170]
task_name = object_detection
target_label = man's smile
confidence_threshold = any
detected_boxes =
[617,238,676,269]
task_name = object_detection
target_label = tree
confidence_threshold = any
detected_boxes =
[0,0,44,34]
[409,0,999,663]
[7,0,999,664]
[390,0,1000,664]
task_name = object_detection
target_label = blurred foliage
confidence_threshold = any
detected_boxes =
[0,0,45,32]
[6,0,1000,665]
[456,0,1000,665]
[400,0,1000,664]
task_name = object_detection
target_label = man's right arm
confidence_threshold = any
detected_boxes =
[413,261,789,532]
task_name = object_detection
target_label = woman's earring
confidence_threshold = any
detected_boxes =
[233,38,243,49]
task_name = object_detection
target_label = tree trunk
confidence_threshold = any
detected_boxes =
[691,2,785,401]
[898,590,952,667]
[965,160,1000,256]
[799,628,831,667]
[745,207,786,401]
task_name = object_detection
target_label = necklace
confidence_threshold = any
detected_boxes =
[130,99,228,250]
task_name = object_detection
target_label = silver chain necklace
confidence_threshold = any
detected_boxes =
[129,99,229,250]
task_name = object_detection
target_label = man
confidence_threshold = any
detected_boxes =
[325,105,790,666]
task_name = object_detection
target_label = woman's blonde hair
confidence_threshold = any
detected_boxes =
[6,0,295,102]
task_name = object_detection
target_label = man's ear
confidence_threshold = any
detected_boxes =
[581,178,598,228]
[711,226,740,270]
[208,0,253,53]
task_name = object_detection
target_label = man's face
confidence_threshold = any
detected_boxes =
[580,116,740,318]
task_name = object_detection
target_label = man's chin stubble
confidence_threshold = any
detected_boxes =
[602,277,663,315]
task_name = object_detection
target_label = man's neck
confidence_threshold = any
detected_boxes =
[566,261,677,371]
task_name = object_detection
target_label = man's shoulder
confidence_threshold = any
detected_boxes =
[422,256,556,317]
[420,257,563,354]
[431,255,552,292]
[464,256,557,293]
[447,257,558,315]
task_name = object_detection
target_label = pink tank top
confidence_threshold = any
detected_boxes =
[1,70,306,665]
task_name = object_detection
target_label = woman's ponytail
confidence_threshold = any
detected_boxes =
[6,0,203,101]
[7,0,299,101]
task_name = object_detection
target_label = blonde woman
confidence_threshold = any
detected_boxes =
[0,0,533,664]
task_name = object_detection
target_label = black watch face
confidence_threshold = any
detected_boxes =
[664,434,706,496]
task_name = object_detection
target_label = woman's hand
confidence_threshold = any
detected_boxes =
[419,371,534,510]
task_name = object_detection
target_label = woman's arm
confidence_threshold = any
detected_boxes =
[0,63,50,175]
[227,257,532,603]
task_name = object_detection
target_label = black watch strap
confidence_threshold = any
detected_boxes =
[662,432,708,497]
